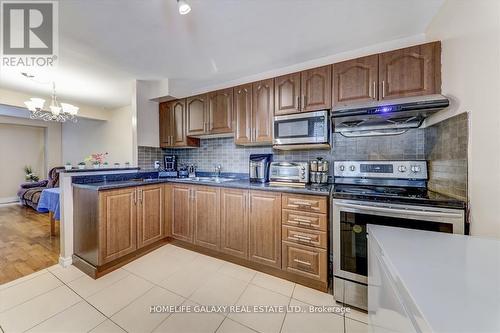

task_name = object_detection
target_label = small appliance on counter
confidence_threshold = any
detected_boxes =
[249,154,273,183]
[159,155,178,178]
[309,157,329,186]
[269,161,309,187]
[178,164,189,178]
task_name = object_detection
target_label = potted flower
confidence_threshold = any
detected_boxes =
[85,152,109,168]
[64,162,72,171]
[78,162,86,170]
[103,162,109,168]
[24,166,39,182]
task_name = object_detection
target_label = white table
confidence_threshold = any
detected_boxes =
[367,225,500,333]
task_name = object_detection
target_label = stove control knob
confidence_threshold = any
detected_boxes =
[398,165,407,173]
[339,165,345,171]
[411,165,421,173]
[349,165,356,171]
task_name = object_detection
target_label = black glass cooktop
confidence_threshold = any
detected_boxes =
[333,184,466,209]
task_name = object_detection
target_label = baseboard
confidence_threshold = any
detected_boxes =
[0,197,19,204]
[58,256,73,267]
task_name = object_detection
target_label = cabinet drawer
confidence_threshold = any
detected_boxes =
[282,194,327,213]
[282,241,327,282]
[282,209,327,231]
[282,226,327,249]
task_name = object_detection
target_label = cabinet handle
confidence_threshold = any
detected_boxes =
[382,81,386,98]
[294,234,313,241]
[254,128,257,140]
[292,201,312,206]
[301,96,305,110]
[133,190,137,204]
[296,96,300,109]
[373,81,377,99]
[293,259,312,266]
[139,189,143,202]
[303,96,307,109]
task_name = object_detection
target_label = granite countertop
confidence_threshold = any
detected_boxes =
[60,167,139,173]
[368,225,500,333]
[72,177,333,196]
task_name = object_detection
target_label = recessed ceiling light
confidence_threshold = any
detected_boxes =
[177,0,191,15]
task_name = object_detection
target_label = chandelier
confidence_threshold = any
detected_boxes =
[24,82,79,122]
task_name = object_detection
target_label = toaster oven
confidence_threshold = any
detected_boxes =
[269,162,309,183]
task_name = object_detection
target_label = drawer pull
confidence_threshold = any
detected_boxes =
[294,235,312,241]
[293,217,312,223]
[293,201,312,206]
[293,259,312,266]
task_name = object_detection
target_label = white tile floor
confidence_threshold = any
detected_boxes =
[0,244,369,333]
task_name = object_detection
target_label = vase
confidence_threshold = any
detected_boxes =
[78,165,85,170]
[65,165,72,171]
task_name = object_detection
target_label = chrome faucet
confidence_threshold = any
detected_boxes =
[214,164,222,178]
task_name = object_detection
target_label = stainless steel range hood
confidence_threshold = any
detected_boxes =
[331,94,449,137]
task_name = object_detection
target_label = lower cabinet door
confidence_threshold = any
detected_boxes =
[171,185,193,242]
[220,188,249,259]
[282,241,327,281]
[249,190,282,268]
[137,184,164,249]
[99,188,137,264]
[193,186,220,250]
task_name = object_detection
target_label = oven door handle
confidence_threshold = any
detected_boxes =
[336,202,463,218]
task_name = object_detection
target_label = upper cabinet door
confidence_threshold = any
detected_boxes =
[208,88,233,134]
[170,99,187,146]
[333,55,379,107]
[379,42,441,100]
[159,102,172,148]
[274,72,301,115]
[234,84,253,145]
[186,94,207,136]
[301,65,332,112]
[252,79,274,144]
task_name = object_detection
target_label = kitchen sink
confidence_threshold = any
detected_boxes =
[174,177,236,183]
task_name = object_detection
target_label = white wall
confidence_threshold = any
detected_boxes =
[426,0,500,238]
[135,80,160,148]
[62,105,134,165]
[0,124,45,202]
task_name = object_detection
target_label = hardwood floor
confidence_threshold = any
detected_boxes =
[0,204,59,284]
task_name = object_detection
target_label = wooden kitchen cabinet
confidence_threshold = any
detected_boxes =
[234,83,253,145]
[234,80,273,146]
[274,66,331,115]
[333,55,379,106]
[159,102,173,148]
[98,188,138,265]
[186,94,208,136]
[249,190,282,268]
[161,100,199,148]
[193,186,220,251]
[301,65,332,112]
[275,72,301,115]
[252,79,274,144]
[220,188,249,259]
[208,88,233,134]
[137,184,164,249]
[378,42,441,100]
[171,184,193,242]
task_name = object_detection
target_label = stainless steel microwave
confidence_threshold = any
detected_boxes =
[273,110,329,145]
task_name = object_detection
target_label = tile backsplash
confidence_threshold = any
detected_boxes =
[138,113,468,200]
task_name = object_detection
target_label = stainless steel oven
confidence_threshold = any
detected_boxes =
[332,199,465,310]
[273,110,329,145]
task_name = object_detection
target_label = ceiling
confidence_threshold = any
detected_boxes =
[0,0,445,109]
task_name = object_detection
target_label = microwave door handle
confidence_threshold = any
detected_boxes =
[336,202,464,218]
